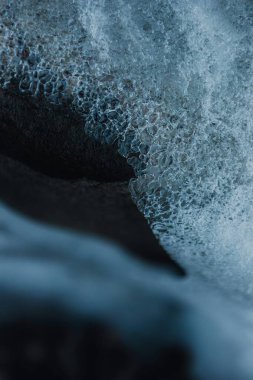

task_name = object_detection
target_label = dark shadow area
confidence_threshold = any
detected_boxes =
[0,318,194,380]
[0,87,185,275]
[0,88,134,182]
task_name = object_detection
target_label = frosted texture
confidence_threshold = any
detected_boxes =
[3,0,252,300]
[78,0,253,301]
[2,1,253,377]
[2,0,253,298]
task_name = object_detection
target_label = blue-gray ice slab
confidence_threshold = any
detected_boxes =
[0,202,253,380]
[2,0,253,300]
[78,0,253,301]
[2,0,253,378]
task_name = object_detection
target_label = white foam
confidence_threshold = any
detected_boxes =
[75,0,253,301]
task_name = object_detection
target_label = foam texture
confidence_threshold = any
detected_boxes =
[1,0,253,323]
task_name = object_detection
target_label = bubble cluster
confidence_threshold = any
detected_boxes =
[1,0,253,300]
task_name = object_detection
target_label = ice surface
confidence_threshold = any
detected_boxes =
[1,202,253,380]
[2,0,253,378]
[75,0,253,301]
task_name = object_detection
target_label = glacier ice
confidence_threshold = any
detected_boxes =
[75,0,253,302]
[1,0,253,378]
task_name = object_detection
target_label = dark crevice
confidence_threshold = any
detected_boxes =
[0,89,134,182]
[0,88,185,276]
